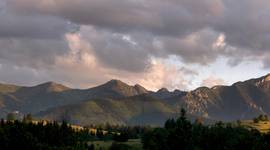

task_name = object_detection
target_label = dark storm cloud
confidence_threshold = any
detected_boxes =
[0,13,72,39]
[8,0,223,37]
[0,0,78,69]
[0,0,79,39]
[0,38,69,68]
[158,29,223,64]
[212,0,270,52]
[12,0,268,52]
[85,31,151,71]
[0,61,50,86]
[79,26,152,72]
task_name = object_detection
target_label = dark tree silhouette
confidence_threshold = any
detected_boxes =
[0,120,89,149]
[142,108,270,150]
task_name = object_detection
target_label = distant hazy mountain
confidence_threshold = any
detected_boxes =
[1,74,270,125]
[150,88,186,99]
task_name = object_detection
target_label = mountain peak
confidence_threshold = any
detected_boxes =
[247,73,270,85]
[36,82,70,92]
[37,81,59,87]
[264,74,270,81]
[104,79,129,87]
[157,88,169,93]
[251,73,270,91]
[173,89,184,94]
[134,84,148,93]
[93,79,148,98]
[42,81,58,85]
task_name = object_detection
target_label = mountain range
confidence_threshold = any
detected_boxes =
[1,74,270,126]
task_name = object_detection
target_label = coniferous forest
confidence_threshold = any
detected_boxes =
[0,120,90,150]
[2,110,270,149]
[142,109,270,150]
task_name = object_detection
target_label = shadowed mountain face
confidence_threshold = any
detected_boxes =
[176,74,270,121]
[0,80,151,119]
[1,74,270,125]
[36,95,177,126]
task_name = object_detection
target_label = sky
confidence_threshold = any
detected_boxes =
[0,0,270,91]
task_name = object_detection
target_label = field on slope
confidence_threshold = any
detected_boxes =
[91,139,142,150]
[241,120,270,133]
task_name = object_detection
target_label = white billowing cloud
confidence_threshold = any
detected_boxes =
[201,76,226,88]
[137,58,198,91]
[212,33,226,49]
[51,33,197,90]
[51,33,110,87]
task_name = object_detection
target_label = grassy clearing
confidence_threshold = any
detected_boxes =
[241,120,270,133]
[89,139,142,150]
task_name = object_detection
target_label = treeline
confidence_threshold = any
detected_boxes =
[0,118,148,150]
[87,124,151,140]
[142,109,270,150]
[253,114,269,123]
[0,120,90,150]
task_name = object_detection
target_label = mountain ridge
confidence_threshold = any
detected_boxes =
[1,73,270,125]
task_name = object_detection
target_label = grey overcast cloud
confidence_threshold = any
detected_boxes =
[0,0,270,90]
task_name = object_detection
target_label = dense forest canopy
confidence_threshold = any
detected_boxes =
[1,110,270,149]
[142,109,270,150]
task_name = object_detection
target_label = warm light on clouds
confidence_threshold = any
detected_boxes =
[213,33,226,49]
[0,0,270,91]
[201,76,225,88]
[138,58,198,91]
[53,33,196,91]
